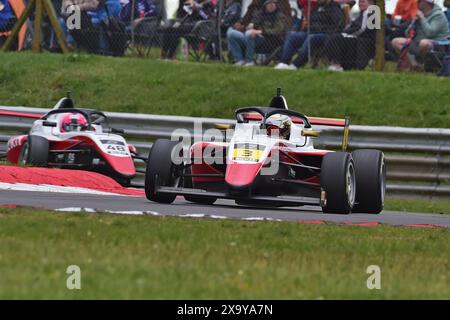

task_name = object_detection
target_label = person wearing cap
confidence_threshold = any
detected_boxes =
[391,0,449,69]
[227,0,290,66]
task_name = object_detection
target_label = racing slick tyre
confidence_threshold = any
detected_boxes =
[351,149,386,214]
[183,167,217,205]
[19,135,49,167]
[145,139,182,204]
[320,152,356,214]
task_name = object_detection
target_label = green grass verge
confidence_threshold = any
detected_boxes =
[385,198,450,215]
[0,207,449,299]
[0,52,449,128]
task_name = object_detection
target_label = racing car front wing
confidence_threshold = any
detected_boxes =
[155,186,322,207]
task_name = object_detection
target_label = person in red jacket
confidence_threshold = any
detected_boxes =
[386,0,418,40]
[392,0,419,20]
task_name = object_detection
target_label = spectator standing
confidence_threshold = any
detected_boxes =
[275,0,344,70]
[227,0,290,66]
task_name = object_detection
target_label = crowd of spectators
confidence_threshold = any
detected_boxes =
[227,0,290,66]
[1,0,449,73]
[390,0,449,72]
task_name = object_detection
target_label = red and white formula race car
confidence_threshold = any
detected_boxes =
[145,89,386,214]
[2,96,142,186]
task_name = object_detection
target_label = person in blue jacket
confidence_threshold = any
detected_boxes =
[0,0,16,32]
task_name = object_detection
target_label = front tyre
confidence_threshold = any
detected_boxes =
[320,152,356,214]
[19,135,49,166]
[145,139,182,204]
[351,149,386,214]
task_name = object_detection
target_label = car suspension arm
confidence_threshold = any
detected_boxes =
[49,149,91,154]
[183,173,225,178]
[271,178,320,188]
[132,154,148,163]
[279,150,321,172]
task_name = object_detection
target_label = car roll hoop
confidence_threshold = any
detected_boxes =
[40,108,108,132]
[263,109,312,129]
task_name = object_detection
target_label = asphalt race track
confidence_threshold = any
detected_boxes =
[0,190,449,227]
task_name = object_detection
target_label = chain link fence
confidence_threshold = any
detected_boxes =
[1,0,449,72]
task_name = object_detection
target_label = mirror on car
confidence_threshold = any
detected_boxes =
[214,123,233,131]
[110,127,125,134]
[42,121,57,127]
[302,130,320,138]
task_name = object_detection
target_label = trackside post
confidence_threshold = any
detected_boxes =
[342,117,350,151]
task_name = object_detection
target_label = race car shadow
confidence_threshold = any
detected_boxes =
[178,199,323,214]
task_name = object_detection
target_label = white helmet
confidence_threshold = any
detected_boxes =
[265,115,292,140]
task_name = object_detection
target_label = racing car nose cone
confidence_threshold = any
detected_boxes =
[225,162,264,188]
[106,156,136,177]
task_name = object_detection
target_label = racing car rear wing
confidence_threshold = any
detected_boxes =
[242,113,347,127]
[0,110,43,119]
[241,113,350,151]
[307,117,346,127]
[298,116,350,151]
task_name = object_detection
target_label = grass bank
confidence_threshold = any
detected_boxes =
[0,208,449,299]
[385,198,450,214]
[0,52,449,128]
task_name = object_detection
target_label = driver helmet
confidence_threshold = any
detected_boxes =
[266,115,292,140]
[60,113,88,132]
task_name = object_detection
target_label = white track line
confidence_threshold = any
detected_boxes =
[53,207,284,222]
[0,182,126,196]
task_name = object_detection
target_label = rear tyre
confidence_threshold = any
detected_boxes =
[320,152,356,214]
[351,149,386,214]
[145,139,182,204]
[19,135,49,167]
[183,167,217,205]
